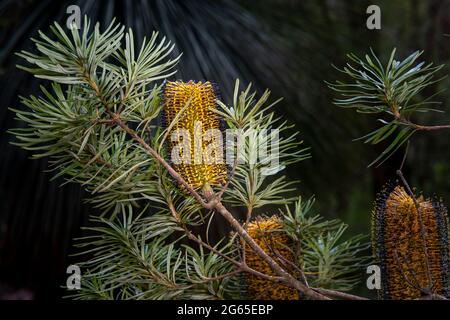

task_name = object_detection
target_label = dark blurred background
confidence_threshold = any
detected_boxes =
[0,0,449,299]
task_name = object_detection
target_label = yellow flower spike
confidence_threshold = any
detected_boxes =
[245,216,299,300]
[162,80,228,190]
[373,185,450,299]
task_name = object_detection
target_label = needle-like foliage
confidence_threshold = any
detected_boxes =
[282,197,371,291]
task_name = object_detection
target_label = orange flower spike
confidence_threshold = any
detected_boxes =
[162,80,227,190]
[373,185,449,299]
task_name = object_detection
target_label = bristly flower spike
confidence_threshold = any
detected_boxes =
[162,80,228,193]
[373,185,449,299]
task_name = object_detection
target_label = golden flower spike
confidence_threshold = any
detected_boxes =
[162,80,228,193]
[373,185,449,299]
[245,216,299,300]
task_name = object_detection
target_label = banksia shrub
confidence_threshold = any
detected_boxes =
[10,17,375,300]
[162,80,227,190]
[245,216,299,300]
[373,185,450,299]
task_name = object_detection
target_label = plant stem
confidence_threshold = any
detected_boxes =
[112,114,207,207]
[395,114,450,131]
[409,123,450,131]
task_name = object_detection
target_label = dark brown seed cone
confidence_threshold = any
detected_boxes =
[373,185,450,299]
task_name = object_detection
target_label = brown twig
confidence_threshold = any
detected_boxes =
[401,119,450,131]
[391,99,450,132]
[241,206,254,265]
[112,115,209,207]
[398,140,409,172]
[273,247,309,288]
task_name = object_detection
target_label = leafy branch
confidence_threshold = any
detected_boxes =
[10,17,369,300]
[328,48,450,166]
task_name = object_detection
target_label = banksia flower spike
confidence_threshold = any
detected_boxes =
[373,185,450,299]
[245,216,299,300]
[162,80,228,191]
